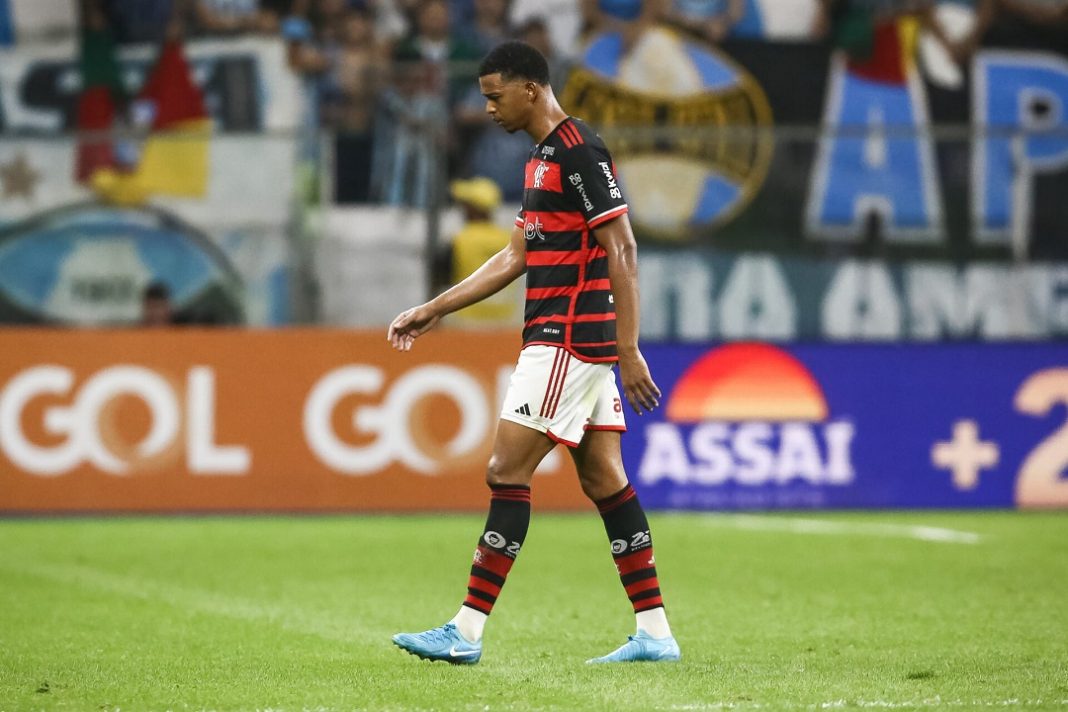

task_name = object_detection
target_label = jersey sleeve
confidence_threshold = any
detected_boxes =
[561,143,628,229]
[515,207,525,228]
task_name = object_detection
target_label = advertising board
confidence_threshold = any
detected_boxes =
[3,331,1065,512]
[0,330,582,512]
[627,342,1068,510]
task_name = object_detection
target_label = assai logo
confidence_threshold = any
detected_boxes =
[638,344,855,486]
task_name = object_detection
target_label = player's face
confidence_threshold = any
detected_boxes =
[479,73,532,134]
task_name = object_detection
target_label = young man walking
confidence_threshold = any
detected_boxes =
[388,40,679,665]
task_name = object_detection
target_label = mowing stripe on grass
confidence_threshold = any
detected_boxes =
[669,699,1068,710]
[696,515,982,544]
[2,559,370,643]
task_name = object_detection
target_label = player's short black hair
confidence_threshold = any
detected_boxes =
[478,41,550,86]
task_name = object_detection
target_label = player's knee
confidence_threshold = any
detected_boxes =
[577,458,624,501]
[485,454,522,488]
[579,476,610,501]
[577,473,601,501]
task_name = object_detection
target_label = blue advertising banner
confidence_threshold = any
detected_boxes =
[625,343,1068,510]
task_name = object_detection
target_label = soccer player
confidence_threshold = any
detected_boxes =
[387,40,680,665]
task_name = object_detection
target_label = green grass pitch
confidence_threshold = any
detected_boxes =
[1,511,1066,711]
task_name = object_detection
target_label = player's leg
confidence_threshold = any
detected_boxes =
[446,346,603,647]
[449,419,556,641]
[392,387,557,663]
[571,383,680,663]
[571,431,674,634]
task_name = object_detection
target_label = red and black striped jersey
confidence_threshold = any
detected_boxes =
[515,117,628,363]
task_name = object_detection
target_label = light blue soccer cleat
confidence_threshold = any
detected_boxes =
[586,629,681,663]
[392,623,482,664]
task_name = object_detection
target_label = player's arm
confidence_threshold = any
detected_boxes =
[388,225,527,351]
[592,216,661,415]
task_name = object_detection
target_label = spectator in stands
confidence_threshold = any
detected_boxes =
[371,56,448,206]
[392,0,481,103]
[282,0,331,161]
[363,0,409,49]
[288,0,407,49]
[587,0,662,56]
[371,0,480,206]
[393,0,449,62]
[392,0,422,22]
[515,16,570,90]
[310,0,348,42]
[98,0,176,44]
[509,0,584,60]
[191,0,280,35]
[327,5,387,202]
[282,0,352,150]
[455,0,510,54]
[662,0,746,43]
[140,281,229,325]
[141,281,175,326]
[261,0,296,21]
[438,177,521,325]
[452,81,531,201]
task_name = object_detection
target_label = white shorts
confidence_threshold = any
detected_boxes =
[499,345,626,447]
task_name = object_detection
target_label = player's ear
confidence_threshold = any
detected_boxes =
[526,82,537,102]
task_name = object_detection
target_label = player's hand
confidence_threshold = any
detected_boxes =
[617,350,661,415]
[387,304,441,352]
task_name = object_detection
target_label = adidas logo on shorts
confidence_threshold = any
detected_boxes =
[514,403,531,416]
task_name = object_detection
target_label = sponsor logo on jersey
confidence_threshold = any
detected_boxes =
[524,216,546,241]
[599,161,623,200]
[569,172,594,212]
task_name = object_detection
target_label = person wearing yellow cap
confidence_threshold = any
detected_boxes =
[446,176,522,326]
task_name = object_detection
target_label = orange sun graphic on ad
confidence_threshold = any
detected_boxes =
[665,343,829,423]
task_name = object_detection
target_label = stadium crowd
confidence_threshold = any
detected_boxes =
[10,0,1068,207]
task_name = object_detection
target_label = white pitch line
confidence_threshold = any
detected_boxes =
[696,515,982,544]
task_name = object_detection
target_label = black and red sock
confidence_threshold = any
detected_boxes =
[462,483,531,615]
[596,484,664,612]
